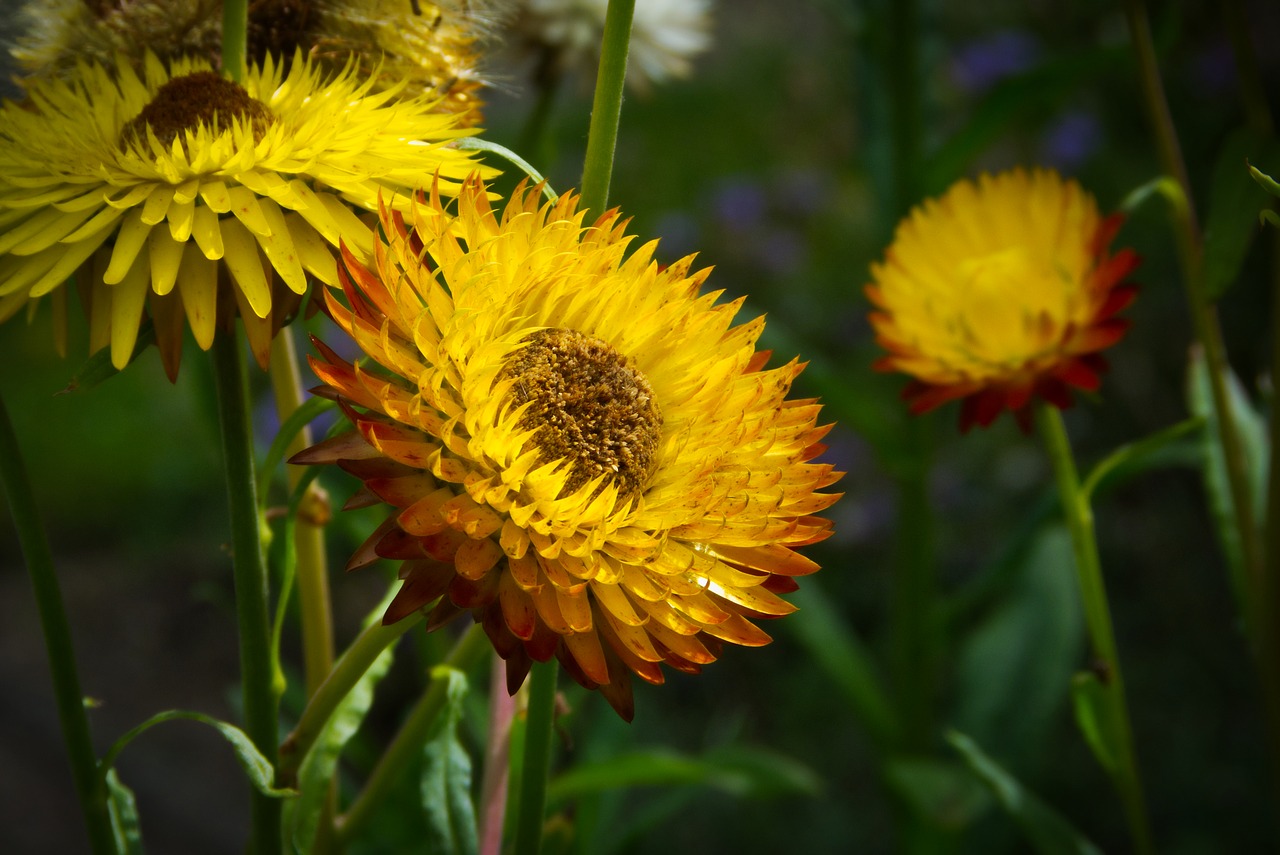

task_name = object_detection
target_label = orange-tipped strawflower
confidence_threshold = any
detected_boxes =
[866,167,1139,431]
[0,51,494,378]
[292,175,842,720]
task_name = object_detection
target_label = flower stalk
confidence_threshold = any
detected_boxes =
[512,660,559,855]
[211,333,281,854]
[578,0,635,217]
[333,622,489,845]
[1038,403,1153,855]
[0,392,115,854]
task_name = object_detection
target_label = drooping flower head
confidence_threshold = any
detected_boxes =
[0,51,493,378]
[512,0,712,93]
[11,0,500,124]
[866,168,1138,431]
[294,176,840,720]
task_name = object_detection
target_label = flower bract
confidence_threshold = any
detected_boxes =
[294,176,840,719]
[866,167,1139,431]
[0,51,492,377]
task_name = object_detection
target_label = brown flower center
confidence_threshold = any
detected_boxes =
[121,71,274,150]
[499,328,663,500]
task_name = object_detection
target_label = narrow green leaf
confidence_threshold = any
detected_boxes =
[420,665,478,855]
[58,321,156,395]
[100,710,296,798]
[1250,162,1280,198]
[1080,417,1204,500]
[784,580,899,750]
[1069,672,1122,775]
[1186,347,1269,615]
[256,395,336,505]
[546,746,819,808]
[456,137,558,202]
[883,757,992,831]
[1204,130,1280,299]
[947,731,1103,855]
[286,583,400,853]
[105,769,144,855]
[952,526,1083,766]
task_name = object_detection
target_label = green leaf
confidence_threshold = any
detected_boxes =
[1069,672,1123,775]
[256,394,336,505]
[285,584,400,854]
[783,580,899,751]
[947,731,1103,855]
[419,665,478,855]
[455,137,558,202]
[882,757,992,831]
[1080,417,1204,501]
[1250,162,1280,198]
[1204,130,1280,299]
[546,745,819,808]
[1186,346,1269,615]
[105,769,144,855]
[952,525,1083,766]
[58,321,156,395]
[100,710,296,799]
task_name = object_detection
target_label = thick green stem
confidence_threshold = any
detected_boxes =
[269,332,334,698]
[222,0,248,80]
[1038,405,1153,855]
[278,610,425,783]
[578,0,635,217]
[0,393,115,854]
[333,623,489,845]
[211,334,281,854]
[512,660,558,855]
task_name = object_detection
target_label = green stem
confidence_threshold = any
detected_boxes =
[512,660,558,855]
[278,609,425,783]
[0,392,114,854]
[222,0,248,81]
[269,332,334,698]
[1123,0,1264,603]
[333,623,489,845]
[1038,404,1153,855]
[578,0,635,217]
[211,334,281,854]
[887,0,921,217]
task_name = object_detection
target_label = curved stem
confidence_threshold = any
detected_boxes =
[1038,404,1153,855]
[578,0,635,218]
[211,333,281,854]
[0,392,115,854]
[278,610,425,783]
[333,623,489,845]
[512,660,558,855]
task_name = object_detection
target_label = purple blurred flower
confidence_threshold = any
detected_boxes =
[1038,110,1102,170]
[949,30,1041,94]
[712,177,768,232]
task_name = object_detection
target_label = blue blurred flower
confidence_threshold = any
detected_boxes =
[949,30,1040,94]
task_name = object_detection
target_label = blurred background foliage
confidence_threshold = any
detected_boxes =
[1,0,1277,852]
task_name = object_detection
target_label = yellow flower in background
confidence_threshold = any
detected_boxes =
[0,51,492,378]
[11,0,499,124]
[293,176,840,720]
[866,168,1139,431]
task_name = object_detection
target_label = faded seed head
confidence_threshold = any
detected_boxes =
[499,328,663,499]
[121,71,274,150]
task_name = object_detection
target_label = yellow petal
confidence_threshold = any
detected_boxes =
[167,196,195,242]
[284,212,338,285]
[110,250,151,369]
[177,241,217,349]
[103,207,153,284]
[140,186,174,225]
[255,198,308,294]
[30,220,118,298]
[191,204,225,260]
[219,216,271,319]
[228,184,272,237]
[147,227,185,296]
[199,179,234,214]
[0,205,93,256]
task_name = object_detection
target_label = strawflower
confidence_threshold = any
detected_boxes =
[0,51,492,378]
[11,0,499,123]
[293,176,840,720]
[866,167,1139,431]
